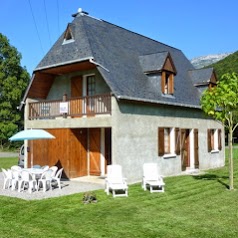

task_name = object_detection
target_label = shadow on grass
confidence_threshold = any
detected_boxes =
[193,174,230,189]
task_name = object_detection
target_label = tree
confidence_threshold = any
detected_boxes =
[0,33,30,148]
[201,72,238,190]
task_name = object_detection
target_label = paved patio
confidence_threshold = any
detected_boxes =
[0,172,105,200]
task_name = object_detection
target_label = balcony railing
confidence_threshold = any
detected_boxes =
[28,94,111,120]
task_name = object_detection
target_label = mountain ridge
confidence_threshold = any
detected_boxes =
[191,52,232,69]
[207,50,238,79]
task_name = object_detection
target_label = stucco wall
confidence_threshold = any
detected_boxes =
[111,99,225,183]
[47,69,110,100]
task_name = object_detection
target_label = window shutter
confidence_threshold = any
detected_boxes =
[218,129,222,150]
[194,129,199,168]
[207,129,212,152]
[180,129,186,151]
[161,72,165,94]
[169,74,174,94]
[158,128,164,156]
[175,127,180,155]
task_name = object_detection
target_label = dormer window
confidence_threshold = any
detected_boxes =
[65,30,73,41]
[162,71,174,95]
[189,68,217,93]
[139,51,177,96]
[63,24,75,44]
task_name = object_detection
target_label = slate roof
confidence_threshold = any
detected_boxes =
[35,11,213,109]
[189,68,214,85]
[139,52,172,74]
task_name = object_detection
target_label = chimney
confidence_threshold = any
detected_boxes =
[72,8,89,18]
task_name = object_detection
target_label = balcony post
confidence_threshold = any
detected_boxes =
[62,94,67,118]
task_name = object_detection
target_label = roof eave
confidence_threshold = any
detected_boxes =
[116,95,201,109]
[34,56,94,73]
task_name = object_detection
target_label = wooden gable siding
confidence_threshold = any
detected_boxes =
[163,57,174,72]
[38,61,95,75]
[28,72,54,99]
[162,55,177,74]
[27,61,96,100]
[28,128,87,178]
[210,72,217,84]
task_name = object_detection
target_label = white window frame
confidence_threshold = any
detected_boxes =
[211,129,219,153]
[82,74,95,114]
[163,127,176,158]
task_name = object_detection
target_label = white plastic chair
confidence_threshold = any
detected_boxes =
[49,166,58,177]
[41,165,49,171]
[11,165,22,171]
[105,165,128,197]
[51,168,63,189]
[18,170,37,193]
[37,169,53,192]
[11,168,22,190]
[2,168,12,189]
[142,163,165,193]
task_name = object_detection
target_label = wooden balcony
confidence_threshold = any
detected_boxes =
[28,94,112,120]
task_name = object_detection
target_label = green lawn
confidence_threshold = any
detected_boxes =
[0,157,18,169]
[0,151,238,238]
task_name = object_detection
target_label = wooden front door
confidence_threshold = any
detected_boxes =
[71,76,83,116]
[181,129,190,171]
[69,129,87,177]
[89,128,101,176]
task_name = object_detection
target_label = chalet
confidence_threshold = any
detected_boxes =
[21,8,225,182]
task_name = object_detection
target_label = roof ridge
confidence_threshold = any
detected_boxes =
[80,15,94,58]
[100,19,182,53]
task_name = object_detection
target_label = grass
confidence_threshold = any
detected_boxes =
[0,151,238,237]
[0,157,18,169]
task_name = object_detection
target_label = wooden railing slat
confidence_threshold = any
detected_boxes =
[28,94,111,120]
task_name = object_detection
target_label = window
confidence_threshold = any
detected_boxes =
[87,75,95,96]
[65,30,73,41]
[207,129,222,152]
[85,75,96,113]
[208,83,216,89]
[164,128,170,154]
[159,127,179,156]
[161,71,174,95]
[62,25,75,44]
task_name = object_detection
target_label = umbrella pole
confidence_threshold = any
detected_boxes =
[31,140,33,168]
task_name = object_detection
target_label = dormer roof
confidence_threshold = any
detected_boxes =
[189,68,217,86]
[139,52,177,75]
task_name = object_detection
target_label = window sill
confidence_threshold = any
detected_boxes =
[162,94,175,99]
[211,149,219,154]
[163,153,176,159]
[62,39,75,45]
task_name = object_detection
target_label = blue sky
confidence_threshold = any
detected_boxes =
[1,0,238,75]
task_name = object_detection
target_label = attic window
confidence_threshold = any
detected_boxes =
[63,25,75,44]
[162,71,174,95]
[161,55,176,95]
[139,52,176,95]
[208,82,216,89]
[189,68,218,93]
